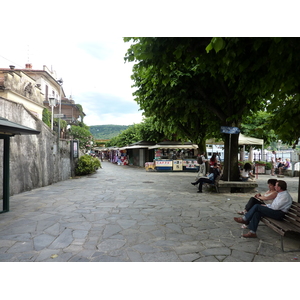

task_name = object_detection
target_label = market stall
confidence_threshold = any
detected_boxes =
[147,142,199,172]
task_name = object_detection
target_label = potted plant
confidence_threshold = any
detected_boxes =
[265,161,272,175]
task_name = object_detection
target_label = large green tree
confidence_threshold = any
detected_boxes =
[124,37,274,180]
[106,118,166,147]
[241,110,277,148]
[70,123,94,152]
[266,95,300,148]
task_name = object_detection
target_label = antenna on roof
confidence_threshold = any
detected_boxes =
[27,44,30,63]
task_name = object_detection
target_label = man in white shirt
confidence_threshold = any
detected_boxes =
[271,150,276,176]
[234,180,293,238]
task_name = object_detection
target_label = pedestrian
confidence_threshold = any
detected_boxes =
[271,150,276,176]
[191,162,220,193]
[233,180,293,238]
[197,152,206,176]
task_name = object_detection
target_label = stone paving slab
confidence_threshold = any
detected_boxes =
[1,161,300,262]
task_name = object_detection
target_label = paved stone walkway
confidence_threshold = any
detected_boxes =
[1,161,300,262]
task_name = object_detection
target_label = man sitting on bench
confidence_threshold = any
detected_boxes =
[233,180,293,238]
[191,163,220,193]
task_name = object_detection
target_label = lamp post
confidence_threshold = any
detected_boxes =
[57,79,63,140]
[48,97,58,130]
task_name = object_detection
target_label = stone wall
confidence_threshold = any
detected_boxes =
[0,98,76,197]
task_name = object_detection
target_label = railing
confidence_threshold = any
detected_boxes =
[253,151,296,162]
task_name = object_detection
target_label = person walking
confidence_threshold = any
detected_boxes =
[271,150,276,176]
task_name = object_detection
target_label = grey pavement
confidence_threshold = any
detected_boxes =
[1,161,300,262]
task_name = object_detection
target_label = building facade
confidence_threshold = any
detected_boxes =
[0,64,83,125]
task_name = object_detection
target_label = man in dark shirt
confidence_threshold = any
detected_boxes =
[191,163,220,193]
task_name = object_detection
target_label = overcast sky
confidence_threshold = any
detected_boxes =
[0,35,142,126]
[0,2,295,127]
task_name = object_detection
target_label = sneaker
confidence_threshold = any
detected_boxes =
[197,190,202,193]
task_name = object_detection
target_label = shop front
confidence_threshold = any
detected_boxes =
[118,141,156,167]
[148,142,199,172]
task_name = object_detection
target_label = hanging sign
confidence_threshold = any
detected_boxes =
[220,126,240,134]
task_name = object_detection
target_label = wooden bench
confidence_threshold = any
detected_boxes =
[261,201,300,252]
[206,175,220,193]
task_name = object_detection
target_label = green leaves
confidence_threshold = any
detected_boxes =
[75,155,101,176]
[70,125,95,151]
[206,37,225,53]
[124,37,300,153]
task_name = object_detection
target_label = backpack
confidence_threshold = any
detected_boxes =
[197,156,203,164]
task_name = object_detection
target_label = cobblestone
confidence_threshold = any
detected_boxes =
[1,161,300,262]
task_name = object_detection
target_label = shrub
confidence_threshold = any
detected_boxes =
[75,155,101,176]
[265,161,272,170]
[254,161,266,166]
[42,108,51,127]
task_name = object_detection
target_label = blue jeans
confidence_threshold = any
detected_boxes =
[244,204,285,233]
[195,178,212,192]
[245,197,263,212]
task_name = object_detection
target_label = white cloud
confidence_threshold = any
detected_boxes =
[0,33,143,126]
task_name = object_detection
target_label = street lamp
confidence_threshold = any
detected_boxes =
[48,97,58,130]
[57,78,63,140]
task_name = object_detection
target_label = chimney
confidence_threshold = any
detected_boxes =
[25,63,32,69]
[9,65,15,70]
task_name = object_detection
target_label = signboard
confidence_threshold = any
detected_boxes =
[183,160,198,169]
[155,160,172,167]
[173,160,183,171]
[72,140,79,158]
[54,114,64,118]
[220,126,240,134]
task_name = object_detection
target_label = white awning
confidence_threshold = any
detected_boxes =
[118,145,151,150]
[148,144,198,149]
[206,134,264,146]
[238,134,264,145]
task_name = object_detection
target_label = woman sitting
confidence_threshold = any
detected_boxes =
[209,153,218,166]
[240,163,254,181]
[237,179,277,216]
[279,158,290,175]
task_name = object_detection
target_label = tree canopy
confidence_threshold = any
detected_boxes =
[105,118,166,147]
[124,37,300,180]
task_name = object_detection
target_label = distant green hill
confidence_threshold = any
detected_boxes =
[89,125,130,139]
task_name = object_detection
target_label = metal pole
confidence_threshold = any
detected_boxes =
[51,105,54,130]
[1,136,10,213]
[228,134,231,181]
[58,85,62,141]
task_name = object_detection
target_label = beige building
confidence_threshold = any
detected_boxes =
[1,63,84,127]
[0,64,65,120]
[54,96,84,124]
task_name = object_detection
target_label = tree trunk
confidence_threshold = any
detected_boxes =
[222,133,240,181]
[298,173,300,203]
[197,139,206,156]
